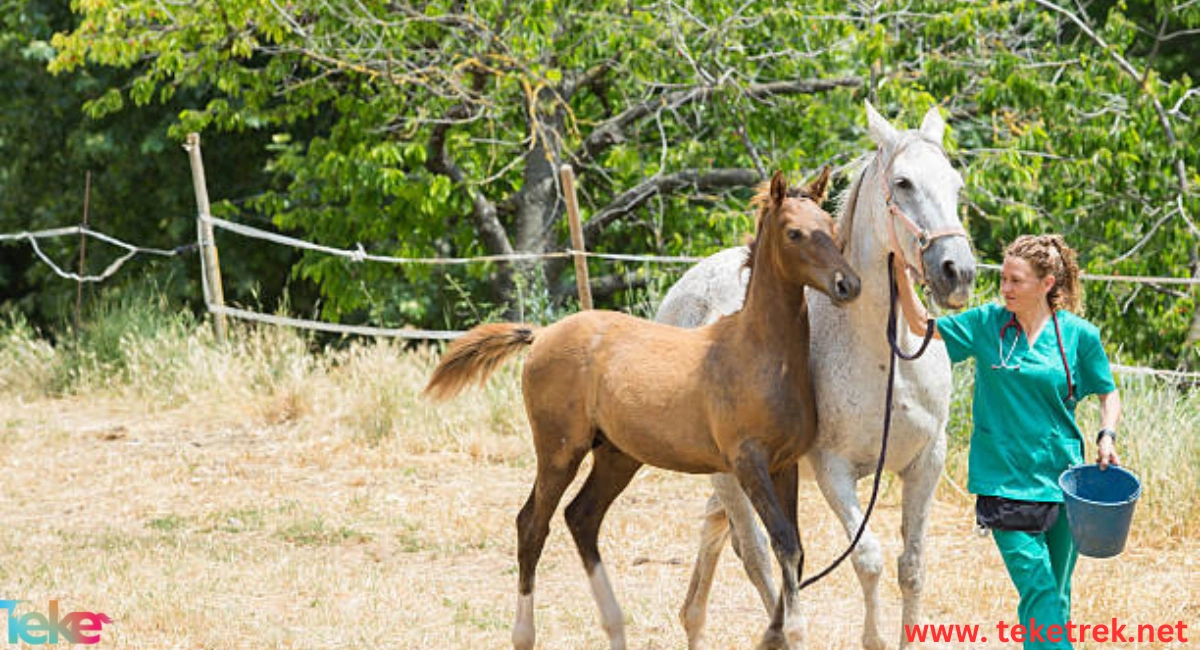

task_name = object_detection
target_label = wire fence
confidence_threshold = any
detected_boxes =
[203,214,707,266]
[1,218,1197,380]
[0,225,194,282]
[203,215,1200,282]
[974,263,1199,287]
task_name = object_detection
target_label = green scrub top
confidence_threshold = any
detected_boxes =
[937,303,1116,502]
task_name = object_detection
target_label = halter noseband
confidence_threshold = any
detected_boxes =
[878,137,969,281]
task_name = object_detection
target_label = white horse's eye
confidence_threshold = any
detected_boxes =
[896,177,913,190]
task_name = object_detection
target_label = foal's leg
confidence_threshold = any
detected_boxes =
[680,474,777,650]
[564,441,642,650]
[513,447,588,650]
[896,442,943,648]
[810,451,886,650]
[770,462,805,646]
[733,445,804,650]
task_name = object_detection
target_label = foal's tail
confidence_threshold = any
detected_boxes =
[423,323,537,401]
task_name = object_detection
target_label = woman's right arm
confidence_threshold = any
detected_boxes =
[892,256,942,339]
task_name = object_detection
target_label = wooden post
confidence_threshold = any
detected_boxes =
[185,133,228,343]
[560,164,593,310]
[74,171,91,339]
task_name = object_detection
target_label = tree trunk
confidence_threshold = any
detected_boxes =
[503,86,567,318]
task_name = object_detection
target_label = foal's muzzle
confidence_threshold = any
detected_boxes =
[830,270,862,305]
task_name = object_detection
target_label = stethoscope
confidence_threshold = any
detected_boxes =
[993,312,1076,406]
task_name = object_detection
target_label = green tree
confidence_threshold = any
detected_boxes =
[33,0,1200,368]
[49,0,863,328]
[0,0,306,330]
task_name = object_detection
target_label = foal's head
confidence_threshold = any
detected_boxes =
[750,169,861,305]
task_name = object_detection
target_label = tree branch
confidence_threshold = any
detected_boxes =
[590,272,650,301]
[1032,0,1197,329]
[555,272,650,302]
[426,103,513,256]
[562,60,616,102]
[1158,27,1200,42]
[572,76,861,168]
[583,168,759,241]
[1030,0,1187,196]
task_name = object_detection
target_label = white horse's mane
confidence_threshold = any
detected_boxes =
[830,154,871,251]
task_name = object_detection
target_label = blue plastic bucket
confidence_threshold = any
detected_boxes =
[1058,464,1141,558]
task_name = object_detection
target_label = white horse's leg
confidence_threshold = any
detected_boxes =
[680,474,779,649]
[680,493,731,650]
[896,442,944,648]
[811,452,887,650]
[716,472,778,612]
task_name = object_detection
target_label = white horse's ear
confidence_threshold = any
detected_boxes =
[920,105,946,144]
[865,100,898,147]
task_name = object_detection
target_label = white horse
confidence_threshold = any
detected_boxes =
[656,102,977,650]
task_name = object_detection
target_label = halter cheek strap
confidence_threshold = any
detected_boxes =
[878,142,969,281]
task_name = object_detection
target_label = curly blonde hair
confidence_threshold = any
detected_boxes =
[1004,234,1082,313]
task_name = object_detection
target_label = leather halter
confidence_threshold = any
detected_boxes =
[878,136,969,282]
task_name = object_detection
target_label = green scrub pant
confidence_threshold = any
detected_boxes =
[992,511,1078,649]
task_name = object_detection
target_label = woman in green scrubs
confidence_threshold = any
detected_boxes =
[894,234,1122,649]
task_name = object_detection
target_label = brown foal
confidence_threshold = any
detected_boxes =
[425,170,860,650]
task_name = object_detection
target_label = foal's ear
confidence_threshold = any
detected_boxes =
[769,170,788,207]
[806,165,832,204]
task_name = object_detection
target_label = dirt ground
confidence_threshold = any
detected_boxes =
[0,395,1195,649]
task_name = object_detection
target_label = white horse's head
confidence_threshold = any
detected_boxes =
[864,101,976,309]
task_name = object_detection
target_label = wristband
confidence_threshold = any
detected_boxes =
[1096,428,1117,444]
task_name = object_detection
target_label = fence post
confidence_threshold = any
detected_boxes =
[560,164,593,310]
[74,170,91,339]
[184,133,228,343]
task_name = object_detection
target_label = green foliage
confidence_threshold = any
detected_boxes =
[44,278,201,395]
[0,0,306,330]
[0,0,1195,368]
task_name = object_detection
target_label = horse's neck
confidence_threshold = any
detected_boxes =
[847,244,892,309]
[839,187,938,365]
[736,262,810,357]
[836,154,888,309]
[844,181,896,325]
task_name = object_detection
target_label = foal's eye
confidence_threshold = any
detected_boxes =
[895,177,913,190]
[787,229,803,241]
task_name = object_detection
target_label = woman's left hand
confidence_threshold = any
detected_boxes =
[1096,436,1120,469]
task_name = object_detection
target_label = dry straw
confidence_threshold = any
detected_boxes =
[0,319,1195,648]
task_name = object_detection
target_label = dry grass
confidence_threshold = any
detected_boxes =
[0,320,1195,649]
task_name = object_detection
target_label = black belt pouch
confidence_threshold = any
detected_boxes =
[975,495,1061,533]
